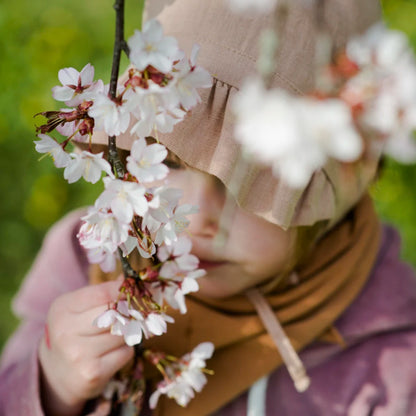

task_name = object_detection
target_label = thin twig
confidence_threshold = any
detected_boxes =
[107,0,127,178]
[107,0,141,284]
[118,248,140,279]
[108,136,125,178]
[109,0,126,99]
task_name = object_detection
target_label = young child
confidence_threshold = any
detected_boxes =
[2,0,416,415]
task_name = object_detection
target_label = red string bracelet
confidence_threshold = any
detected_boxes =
[44,324,51,350]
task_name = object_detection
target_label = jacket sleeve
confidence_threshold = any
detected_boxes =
[0,210,89,415]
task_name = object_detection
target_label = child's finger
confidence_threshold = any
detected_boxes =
[93,333,132,357]
[74,345,134,399]
[63,280,124,313]
[65,332,130,358]
[98,344,135,381]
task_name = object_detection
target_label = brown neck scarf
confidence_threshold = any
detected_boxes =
[90,194,381,415]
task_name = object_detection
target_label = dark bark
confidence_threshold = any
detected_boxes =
[107,0,127,178]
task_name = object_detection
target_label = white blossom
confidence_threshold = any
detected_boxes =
[152,264,203,313]
[126,82,178,119]
[120,234,156,259]
[180,342,214,392]
[88,92,130,136]
[127,85,184,139]
[150,270,202,314]
[78,207,131,253]
[158,236,199,271]
[271,98,362,188]
[172,45,213,110]
[128,19,180,73]
[85,241,118,272]
[234,79,364,187]
[159,262,205,284]
[93,306,127,328]
[154,204,198,245]
[345,24,416,164]
[137,236,157,258]
[109,305,174,346]
[149,378,195,409]
[131,107,185,140]
[233,78,300,165]
[299,99,362,161]
[141,186,183,233]
[145,312,174,336]
[347,23,412,70]
[34,134,71,168]
[151,236,204,313]
[52,63,96,106]
[126,138,169,183]
[149,342,214,409]
[111,307,148,346]
[96,177,148,224]
[64,151,114,184]
[382,105,416,163]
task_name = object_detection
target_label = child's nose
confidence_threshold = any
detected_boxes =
[187,172,226,238]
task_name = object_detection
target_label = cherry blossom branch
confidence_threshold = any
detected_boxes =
[110,0,128,99]
[108,137,125,178]
[107,0,140,283]
[118,247,141,280]
[34,5,216,410]
[108,0,128,178]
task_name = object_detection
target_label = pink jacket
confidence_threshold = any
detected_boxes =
[1,210,416,415]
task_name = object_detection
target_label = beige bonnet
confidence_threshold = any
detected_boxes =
[94,0,383,229]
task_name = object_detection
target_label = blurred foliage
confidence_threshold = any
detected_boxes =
[0,0,415,350]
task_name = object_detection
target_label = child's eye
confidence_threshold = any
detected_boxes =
[164,158,183,169]
[164,150,187,170]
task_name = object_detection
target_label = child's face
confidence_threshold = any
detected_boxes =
[164,164,296,298]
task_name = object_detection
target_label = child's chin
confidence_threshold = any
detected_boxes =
[197,264,252,299]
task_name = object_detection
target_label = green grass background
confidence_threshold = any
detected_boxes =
[0,0,415,351]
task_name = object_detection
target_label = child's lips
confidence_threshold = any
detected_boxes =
[198,260,228,270]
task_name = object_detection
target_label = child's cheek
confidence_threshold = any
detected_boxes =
[235,232,295,280]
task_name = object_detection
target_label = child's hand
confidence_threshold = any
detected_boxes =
[38,280,134,416]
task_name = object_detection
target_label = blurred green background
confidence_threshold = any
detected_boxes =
[0,0,415,352]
